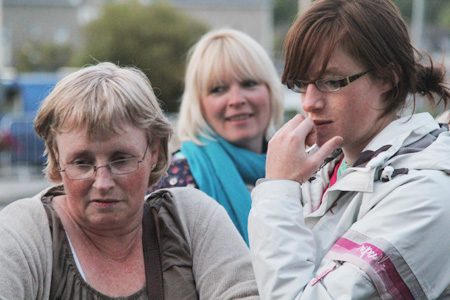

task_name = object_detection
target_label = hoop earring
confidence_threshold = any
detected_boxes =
[151,164,156,171]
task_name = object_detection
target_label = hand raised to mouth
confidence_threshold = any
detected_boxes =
[265,114,343,184]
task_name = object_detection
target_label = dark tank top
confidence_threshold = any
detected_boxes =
[42,188,146,299]
[42,186,204,300]
[40,186,198,300]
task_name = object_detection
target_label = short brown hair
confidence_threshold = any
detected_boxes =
[283,0,449,116]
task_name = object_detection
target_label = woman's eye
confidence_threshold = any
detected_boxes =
[111,158,130,166]
[298,81,309,89]
[210,86,225,94]
[112,155,130,162]
[241,80,258,88]
[73,159,91,166]
[323,79,340,89]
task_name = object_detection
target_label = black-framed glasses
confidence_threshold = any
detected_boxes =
[286,69,372,93]
[59,145,149,180]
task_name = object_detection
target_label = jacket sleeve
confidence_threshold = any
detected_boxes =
[249,171,450,300]
[183,188,260,299]
[248,180,380,300]
[0,198,53,300]
[249,180,381,300]
[248,180,318,300]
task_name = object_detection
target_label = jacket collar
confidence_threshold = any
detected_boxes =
[329,113,445,193]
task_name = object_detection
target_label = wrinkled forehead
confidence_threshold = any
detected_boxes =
[53,122,148,158]
[56,113,130,144]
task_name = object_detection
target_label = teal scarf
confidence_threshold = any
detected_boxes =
[180,135,266,245]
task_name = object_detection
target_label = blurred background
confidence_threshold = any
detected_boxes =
[0,0,449,209]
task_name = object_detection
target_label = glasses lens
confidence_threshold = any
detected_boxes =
[287,80,296,91]
[297,81,309,93]
[317,78,341,92]
[65,164,94,180]
[110,158,139,175]
[288,80,308,93]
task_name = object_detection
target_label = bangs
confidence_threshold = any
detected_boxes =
[282,7,345,82]
[58,98,128,138]
[56,78,142,139]
[196,39,268,96]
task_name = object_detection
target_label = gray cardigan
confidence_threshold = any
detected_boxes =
[0,186,259,299]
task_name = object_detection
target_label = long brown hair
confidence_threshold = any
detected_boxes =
[283,0,449,116]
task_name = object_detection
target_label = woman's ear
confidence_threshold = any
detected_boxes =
[150,142,160,168]
[379,65,400,93]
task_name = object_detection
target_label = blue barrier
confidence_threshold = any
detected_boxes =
[9,120,46,165]
[1,73,60,166]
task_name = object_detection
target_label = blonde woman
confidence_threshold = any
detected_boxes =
[150,29,284,245]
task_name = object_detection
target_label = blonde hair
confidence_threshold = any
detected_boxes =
[177,28,284,145]
[34,62,173,186]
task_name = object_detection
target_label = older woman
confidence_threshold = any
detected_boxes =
[0,62,259,299]
[150,29,284,244]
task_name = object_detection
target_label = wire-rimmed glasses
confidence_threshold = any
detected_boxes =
[59,145,149,180]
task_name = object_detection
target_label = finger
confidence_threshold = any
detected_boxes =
[291,117,315,142]
[277,114,306,134]
[312,136,343,163]
[305,124,317,147]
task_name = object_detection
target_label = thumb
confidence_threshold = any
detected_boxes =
[314,136,343,162]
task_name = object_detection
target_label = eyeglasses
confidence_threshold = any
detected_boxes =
[286,69,372,93]
[59,145,149,180]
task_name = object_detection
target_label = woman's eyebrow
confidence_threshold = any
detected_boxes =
[320,67,341,76]
[64,150,92,160]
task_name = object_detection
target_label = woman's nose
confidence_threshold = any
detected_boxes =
[228,85,246,107]
[302,84,325,113]
[92,166,115,191]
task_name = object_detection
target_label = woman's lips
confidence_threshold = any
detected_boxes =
[91,199,120,209]
[313,120,333,131]
[313,120,332,126]
[225,113,253,122]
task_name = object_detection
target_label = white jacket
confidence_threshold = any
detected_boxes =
[249,113,450,300]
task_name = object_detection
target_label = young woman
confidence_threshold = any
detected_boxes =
[248,0,450,299]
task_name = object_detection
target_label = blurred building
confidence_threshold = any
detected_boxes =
[170,0,273,57]
[3,0,273,68]
[3,0,83,67]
